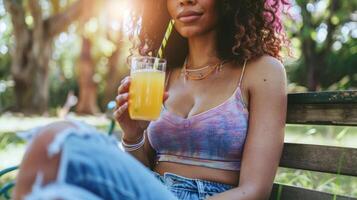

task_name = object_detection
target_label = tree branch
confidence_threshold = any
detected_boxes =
[45,0,96,38]
[3,0,28,39]
[28,0,44,54]
[28,0,43,29]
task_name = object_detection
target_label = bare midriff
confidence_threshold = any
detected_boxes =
[154,162,239,187]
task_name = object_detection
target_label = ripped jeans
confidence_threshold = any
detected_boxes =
[22,121,233,200]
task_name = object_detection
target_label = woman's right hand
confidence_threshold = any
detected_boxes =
[114,76,169,143]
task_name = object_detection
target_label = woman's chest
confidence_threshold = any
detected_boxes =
[148,103,249,157]
[164,75,240,119]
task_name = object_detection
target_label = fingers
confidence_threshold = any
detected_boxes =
[114,77,131,121]
[115,93,129,108]
[118,77,131,94]
[114,102,128,121]
[116,77,130,108]
[121,76,130,84]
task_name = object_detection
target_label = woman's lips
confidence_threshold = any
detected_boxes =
[177,10,203,23]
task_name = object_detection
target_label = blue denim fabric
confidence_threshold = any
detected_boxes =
[153,172,234,200]
[24,121,233,200]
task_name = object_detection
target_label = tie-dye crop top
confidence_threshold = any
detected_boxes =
[147,62,249,171]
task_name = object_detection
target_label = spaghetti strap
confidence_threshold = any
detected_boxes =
[165,70,172,90]
[238,60,247,88]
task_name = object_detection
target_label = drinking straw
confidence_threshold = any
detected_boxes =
[153,19,175,70]
[157,19,175,59]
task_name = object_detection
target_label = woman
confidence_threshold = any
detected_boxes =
[13,0,288,199]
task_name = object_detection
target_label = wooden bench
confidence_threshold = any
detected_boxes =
[1,91,357,199]
[270,91,357,200]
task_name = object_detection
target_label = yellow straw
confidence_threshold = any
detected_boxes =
[153,20,174,70]
[157,20,175,58]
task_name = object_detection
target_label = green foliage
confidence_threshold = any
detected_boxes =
[275,168,357,198]
[285,125,357,147]
[324,40,357,90]
[0,1,14,112]
[48,28,81,110]
[0,0,356,111]
[285,0,357,90]
[0,132,23,151]
[0,54,10,80]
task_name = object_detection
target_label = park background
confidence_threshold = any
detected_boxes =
[0,0,356,198]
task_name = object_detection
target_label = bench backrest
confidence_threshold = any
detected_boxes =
[270,91,357,200]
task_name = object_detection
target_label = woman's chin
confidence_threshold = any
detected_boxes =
[177,27,206,38]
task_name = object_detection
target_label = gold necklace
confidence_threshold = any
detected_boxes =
[181,58,228,81]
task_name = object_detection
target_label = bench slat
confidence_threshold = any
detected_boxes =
[280,143,357,176]
[287,91,357,126]
[270,184,356,200]
[288,91,357,104]
[287,103,357,126]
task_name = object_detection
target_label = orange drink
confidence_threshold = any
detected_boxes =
[129,57,166,121]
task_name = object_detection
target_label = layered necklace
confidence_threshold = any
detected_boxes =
[181,58,229,81]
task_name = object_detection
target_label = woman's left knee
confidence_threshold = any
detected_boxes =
[19,121,79,183]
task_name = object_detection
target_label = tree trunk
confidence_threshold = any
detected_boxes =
[306,59,319,91]
[5,0,98,115]
[76,37,100,114]
[13,53,51,114]
[9,26,52,114]
[299,0,340,91]
[302,35,327,91]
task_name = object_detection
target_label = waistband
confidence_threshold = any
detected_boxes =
[152,172,235,192]
[157,154,241,171]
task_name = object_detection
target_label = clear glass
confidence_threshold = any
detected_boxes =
[129,56,166,121]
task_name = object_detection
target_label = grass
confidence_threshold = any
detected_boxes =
[285,125,357,148]
[275,168,357,198]
[0,116,357,198]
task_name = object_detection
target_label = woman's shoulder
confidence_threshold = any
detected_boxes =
[248,55,284,73]
[245,55,286,91]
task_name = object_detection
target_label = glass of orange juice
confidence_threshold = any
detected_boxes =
[129,56,166,121]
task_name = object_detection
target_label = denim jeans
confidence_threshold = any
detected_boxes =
[23,121,233,200]
[153,172,234,200]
